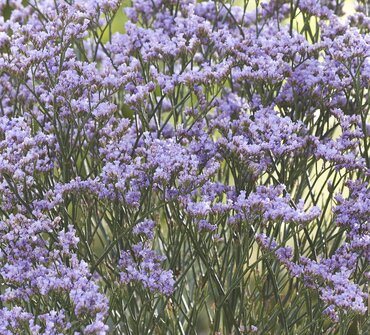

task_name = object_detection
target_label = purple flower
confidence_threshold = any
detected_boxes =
[0,214,109,333]
[133,219,156,239]
[119,242,175,296]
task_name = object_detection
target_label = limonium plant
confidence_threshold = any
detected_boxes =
[0,0,369,334]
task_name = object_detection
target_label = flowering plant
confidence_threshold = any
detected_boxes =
[0,0,369,334]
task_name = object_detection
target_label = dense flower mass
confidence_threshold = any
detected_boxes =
[0,215,109,334]
[0,0,369,333]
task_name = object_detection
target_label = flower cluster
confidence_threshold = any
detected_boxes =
[0,214,108,334]
[119,242,175,296]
